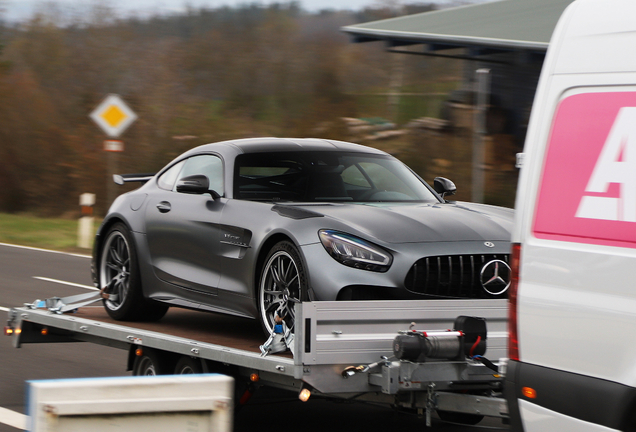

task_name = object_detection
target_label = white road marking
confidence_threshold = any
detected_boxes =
[0,242,90,258]
[0,406,27,430]
[1,245,93,430]
[33,277,98,291]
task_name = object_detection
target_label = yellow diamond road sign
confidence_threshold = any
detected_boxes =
[90,94,137,138]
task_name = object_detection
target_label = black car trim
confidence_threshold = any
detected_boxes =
[113,173,155,184]
[272,205,324,220]
[506,360,636,431]
[154,267,219,297]
[220,240,251,248]
[404,254,510,299]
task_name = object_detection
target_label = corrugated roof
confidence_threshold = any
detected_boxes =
[342,0,575,51]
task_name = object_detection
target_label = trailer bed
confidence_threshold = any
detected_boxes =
[74,307,271,354]
[7,298,510,425]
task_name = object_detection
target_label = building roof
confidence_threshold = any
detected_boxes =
[342,0,575,52]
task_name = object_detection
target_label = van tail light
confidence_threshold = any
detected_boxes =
[508,243,521,361]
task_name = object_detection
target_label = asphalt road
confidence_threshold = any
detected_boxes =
[0,243,509,432]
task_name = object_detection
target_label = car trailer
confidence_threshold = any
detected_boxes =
[6,296,509,427]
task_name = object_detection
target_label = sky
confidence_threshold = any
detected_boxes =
[1,0,490,22]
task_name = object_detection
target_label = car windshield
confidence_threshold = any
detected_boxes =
[234,151,439,203]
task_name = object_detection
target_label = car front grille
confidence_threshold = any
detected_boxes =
[404,254,510,299]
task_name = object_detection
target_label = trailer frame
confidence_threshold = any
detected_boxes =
[6,298,509,426]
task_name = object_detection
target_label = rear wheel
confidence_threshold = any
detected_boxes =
[99,223,168,321]
[132,348,169,376]
[174,356,204,374]
[258,241,308,336]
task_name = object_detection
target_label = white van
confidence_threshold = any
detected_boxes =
[505,0,636,431]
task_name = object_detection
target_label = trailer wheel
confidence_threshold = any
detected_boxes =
[437,410,484,425]
[174,356,203,374]
[99,222,168,321]
[258,241,308,336]
[132,348,169,376]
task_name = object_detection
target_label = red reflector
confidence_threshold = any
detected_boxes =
[239,388,253,406]
[508,243,521,361]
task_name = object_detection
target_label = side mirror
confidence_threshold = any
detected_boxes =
[176,175,221,199]
[433,177,457,200]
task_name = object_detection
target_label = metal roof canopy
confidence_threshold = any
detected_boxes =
[342,0,575,57]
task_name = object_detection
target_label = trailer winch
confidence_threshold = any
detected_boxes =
[393,316,488,362]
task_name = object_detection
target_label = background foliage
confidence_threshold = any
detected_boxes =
[0,2,464,216]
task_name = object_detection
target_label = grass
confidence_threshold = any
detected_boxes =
[0,213,101,253]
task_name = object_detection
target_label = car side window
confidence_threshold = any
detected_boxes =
[157,160,185,191]
[177,155,224,195]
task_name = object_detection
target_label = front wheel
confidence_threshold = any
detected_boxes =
[258,241,308,336]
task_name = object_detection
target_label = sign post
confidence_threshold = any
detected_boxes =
[90,94,138,206]
[472,68,491,203]
[77,193,95,249]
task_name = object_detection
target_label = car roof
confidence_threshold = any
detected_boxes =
[189,137,389,156]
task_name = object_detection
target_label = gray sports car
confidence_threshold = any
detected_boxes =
[92,138,513,335]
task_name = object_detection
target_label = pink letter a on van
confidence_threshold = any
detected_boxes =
[533,91,636,247]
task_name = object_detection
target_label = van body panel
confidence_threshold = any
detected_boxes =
[518,400,619,432]
[552,0,636,76]
[510,0,636,430]
[518,243,636,383]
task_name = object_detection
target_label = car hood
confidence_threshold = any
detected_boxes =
[297,201,513,244]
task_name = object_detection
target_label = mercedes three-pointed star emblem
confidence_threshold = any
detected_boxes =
[480,260,511,295]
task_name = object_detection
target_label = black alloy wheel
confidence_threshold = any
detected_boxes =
[258,241,308,336]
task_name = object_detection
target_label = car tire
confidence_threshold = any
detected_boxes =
[99,222,168,321]
[258,240,308,336]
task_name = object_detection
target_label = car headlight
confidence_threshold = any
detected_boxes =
[318,230,392,272]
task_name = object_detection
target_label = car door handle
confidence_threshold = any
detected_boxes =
[156,201,171,213]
